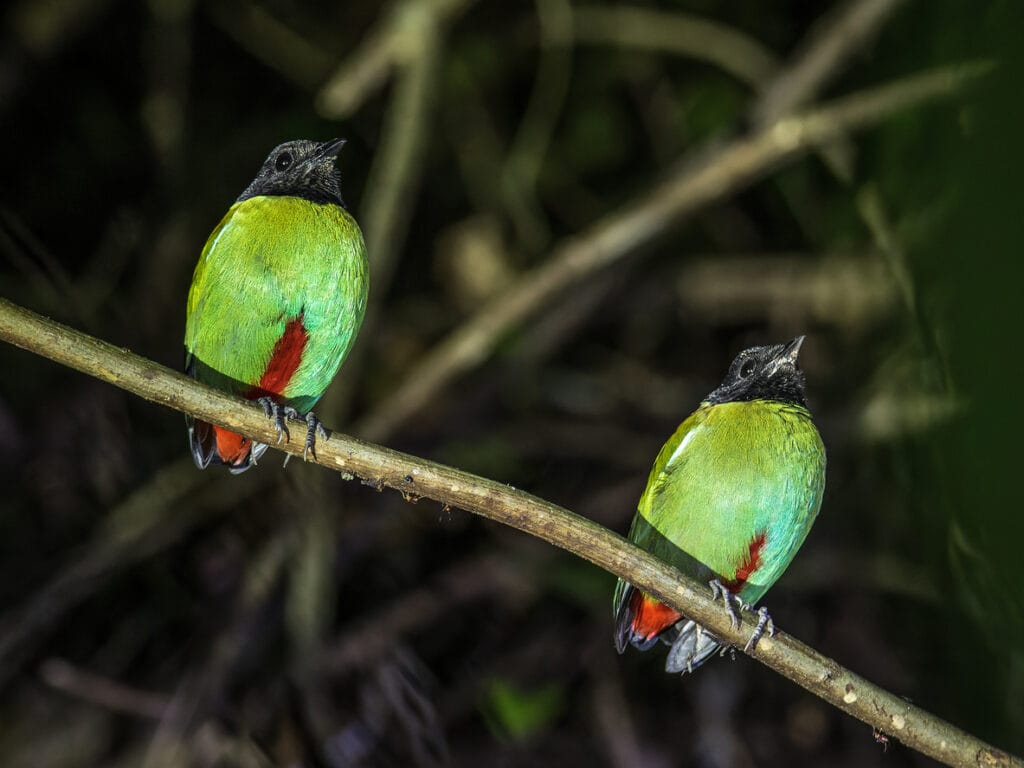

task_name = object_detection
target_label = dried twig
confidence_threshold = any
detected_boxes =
[751,0,910,125]
[0,297,1019,768]
[315,0,475,119]
[501,0,574,252]
[208,3,334,90]
[0,460,227,687]
[355,63,991,442]
[315,552,533,674]
[40,658,169,720]
[358,8,441,296]
[571,5,779,88]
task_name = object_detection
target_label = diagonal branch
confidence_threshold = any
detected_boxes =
[751,0,909,126]
[320,2,443,424]
[0,297,1019,768]
[355,62,991,442]
[571,5,780,89]
[315,0,476,119]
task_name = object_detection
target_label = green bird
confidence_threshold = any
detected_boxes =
[613,337,825,673]
[184,139,368,472]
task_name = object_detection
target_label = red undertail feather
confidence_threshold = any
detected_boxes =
[213,427,253,465]
[629,589,683,642]
[723,530,767,592]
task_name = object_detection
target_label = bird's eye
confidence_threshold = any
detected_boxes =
[739,359,756,378]
[275,152,293,172]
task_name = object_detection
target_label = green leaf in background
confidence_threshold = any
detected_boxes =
[481,678,566,742]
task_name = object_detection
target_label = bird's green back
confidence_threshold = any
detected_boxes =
[185,195,368,412]
[633,399,825,604]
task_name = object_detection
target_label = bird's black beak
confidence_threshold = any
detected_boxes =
[320,138,347,158]
[780,335,806,365]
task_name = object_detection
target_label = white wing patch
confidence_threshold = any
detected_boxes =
[666,426,698,468]
[204,222,231,263]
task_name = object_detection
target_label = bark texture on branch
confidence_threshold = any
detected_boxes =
[0,297,1018,768]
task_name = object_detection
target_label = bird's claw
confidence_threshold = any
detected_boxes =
[743,606,775,653]
[708,579,742,630]
[255,400,329,464]
[257,397,299,445]
[303,412,329,461]
[708,580,775,653]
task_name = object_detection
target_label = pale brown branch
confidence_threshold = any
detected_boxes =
[752,0,910,126]
[571,5,780,89]
[0,297,1019,768]
[510,0,574,189]
[360,18,440,301]
[750,0,953,393]
[750,0,908,183]
[315,0,475,119]
[208,3,334,90]
[40,658,170,720]
[0,459,273,688]
[322,6,442,424]
[315,551,533,674]
[499,0,574,252]
[571,2,872,179]
[355,62,991,442]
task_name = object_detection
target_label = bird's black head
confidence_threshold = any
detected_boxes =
[705,336,809,407]
[237,138,348,207]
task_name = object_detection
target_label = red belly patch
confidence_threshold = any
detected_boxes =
[210,315,308,467]
[723,531,767,592]
[247,315,308,400]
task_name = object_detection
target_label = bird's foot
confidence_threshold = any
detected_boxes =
[708,579,743,630]
[743,606,775,653]
[302,411,329,461]
[707,581,775,655]
[257,397,300,444]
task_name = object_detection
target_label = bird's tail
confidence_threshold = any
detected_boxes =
[613,579,721,673]
[613,579,682,653]
[187,415,268,474]
[184,353,268,473]
[664,619,721,674]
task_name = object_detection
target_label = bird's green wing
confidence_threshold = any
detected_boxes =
[185,195,368,411]
[633,400,825,604]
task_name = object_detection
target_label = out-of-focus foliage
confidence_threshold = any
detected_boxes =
[482,678,566,742]
[0,0,1022,766]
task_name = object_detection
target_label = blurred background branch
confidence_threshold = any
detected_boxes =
[751,0,909,127]
[355,61,989,442]
[571,5,779,89]
[316,0,477,118]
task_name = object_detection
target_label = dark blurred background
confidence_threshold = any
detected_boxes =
[1,0,1022,766]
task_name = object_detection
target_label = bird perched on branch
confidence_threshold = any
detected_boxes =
[613,337,825,673]
[184,139,369,472]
